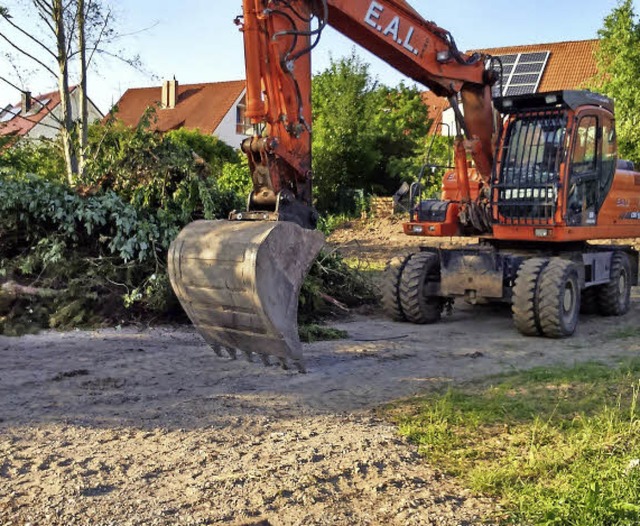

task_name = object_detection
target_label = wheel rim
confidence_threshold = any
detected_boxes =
[618,272,627,296]
[562,281,576,317]
[618,268,628,306]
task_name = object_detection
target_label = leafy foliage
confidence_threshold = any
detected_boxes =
[312,53,380,213]
[82,114,242,216]
[590,0,640,165]
[165,128,240,166]
[299,250,378,324]
[0,138,67,181]
[0,117,379,334]
[217,155,253,198]
[0,117,245,333]
[0,170,240,333]
[311,53,439,213]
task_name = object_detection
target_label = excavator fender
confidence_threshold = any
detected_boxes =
[168,220,325,372]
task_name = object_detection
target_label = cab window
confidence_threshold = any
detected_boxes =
[599,116,616,203]
[567,115,599,225]
[572,116,598,174]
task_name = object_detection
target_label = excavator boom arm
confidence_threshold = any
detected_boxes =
[239,0,496,216]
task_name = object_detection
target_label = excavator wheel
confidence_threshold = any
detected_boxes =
[398,252,443,324]
[597,251,632,316]
[512,257,549,336]
[168,219,325,372]
[537,258,581,338]
[382,253,413,321]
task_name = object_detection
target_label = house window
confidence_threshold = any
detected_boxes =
[236,98,252,135]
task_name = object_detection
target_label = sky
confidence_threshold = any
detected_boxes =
[0,0,636,113]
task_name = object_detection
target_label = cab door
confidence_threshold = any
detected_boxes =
[566,110,616,226]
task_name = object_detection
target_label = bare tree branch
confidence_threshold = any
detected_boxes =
[32,0,54,18]
[85,7,109,68]
[0,8,57,58]
[31,0,57,37]
[108,20,159,41]
[0,30,57,76]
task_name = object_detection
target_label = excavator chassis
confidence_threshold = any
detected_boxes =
[384,242,639,338]
[168,220,324,372]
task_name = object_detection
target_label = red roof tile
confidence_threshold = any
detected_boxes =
[474,39,599,92]
[424,39,600,134]
[0,88,65,138]
[111,80,246,134]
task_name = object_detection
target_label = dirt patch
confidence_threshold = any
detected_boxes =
[326,216,476,263]
[2,222,640,525]
[2,296,640,525]
[327,216,640,264]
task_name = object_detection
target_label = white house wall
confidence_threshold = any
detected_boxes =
[24,89,103,141]
[213,89,248,149]
[439,107,458,137]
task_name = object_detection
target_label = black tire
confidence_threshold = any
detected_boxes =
[580,286,599,315]
[512,258,549,336]
[382,253,413,321]
[598,251,632,316]
[538,258,581,338]
[398,252,442,324]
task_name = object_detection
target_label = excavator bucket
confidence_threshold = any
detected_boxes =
[168,220,325,372]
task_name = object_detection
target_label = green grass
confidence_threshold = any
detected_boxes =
[298,324,348,343]
[607,326,640,340]
[390,360,640,525]
[342,257,386,271]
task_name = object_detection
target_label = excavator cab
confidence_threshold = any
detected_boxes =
[404,90,623,242]
[491,90,632,242]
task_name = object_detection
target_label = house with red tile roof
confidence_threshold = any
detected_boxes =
[110,79,249,149]
[427,39,599,134]
[0,86,103,142]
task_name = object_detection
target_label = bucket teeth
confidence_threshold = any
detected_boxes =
[226,348,238,360]
[168,220,325,372]
[211,345,224,357]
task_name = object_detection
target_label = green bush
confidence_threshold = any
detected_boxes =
[0,138,66,181]
[0,118,245,333]
[82,117,243,214]
[0,110,380,334]
[0,173,240,332]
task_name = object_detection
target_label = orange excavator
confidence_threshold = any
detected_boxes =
[168,0,639,372]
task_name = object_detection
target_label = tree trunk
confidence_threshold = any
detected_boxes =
[77,0,88,180]
[53,0,78,186]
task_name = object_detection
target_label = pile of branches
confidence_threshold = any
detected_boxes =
[0,119,378,335]
[0,175,378,335]
[0,173,238,334]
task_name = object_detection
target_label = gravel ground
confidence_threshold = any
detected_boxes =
[2,295,639,525]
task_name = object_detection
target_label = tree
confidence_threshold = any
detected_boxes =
[0,0,139,184]
[368,83,430,194]
[312,52,380,213]
[311,52,434,213]
[590,0,640,165]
